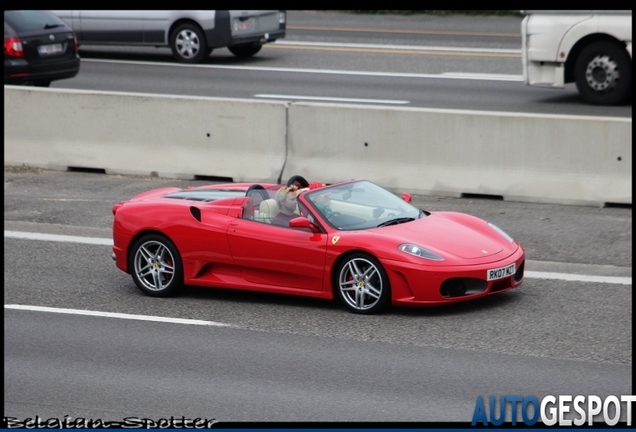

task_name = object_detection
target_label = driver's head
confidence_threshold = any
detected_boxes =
[275,185,298,214]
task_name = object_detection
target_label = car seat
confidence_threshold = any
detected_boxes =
[258,199,279,223]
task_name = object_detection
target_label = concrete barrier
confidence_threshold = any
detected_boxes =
[283,103,631,206]
[4,86,631,206]
[4,86,288,182]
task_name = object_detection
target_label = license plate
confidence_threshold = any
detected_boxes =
[487,263,516,281]
[237,20,252,31]
[38,43,63,55]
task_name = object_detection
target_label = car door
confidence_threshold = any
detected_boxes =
[77,11,148,44]
[140,11,171,44]
[226,219,328,291]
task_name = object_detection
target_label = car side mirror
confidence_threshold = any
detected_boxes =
[402,192,412,203]
[289,216,320,233]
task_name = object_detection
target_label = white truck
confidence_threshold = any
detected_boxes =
[521,10,632,105]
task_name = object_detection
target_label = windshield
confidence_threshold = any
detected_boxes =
[305,180,425,231]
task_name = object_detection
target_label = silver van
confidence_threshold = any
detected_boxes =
[49,10,286,63]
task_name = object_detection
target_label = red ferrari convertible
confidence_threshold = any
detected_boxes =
[112,175,525,314]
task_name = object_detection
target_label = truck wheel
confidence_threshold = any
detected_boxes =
[228,43,262,58]
[574,41,631,105]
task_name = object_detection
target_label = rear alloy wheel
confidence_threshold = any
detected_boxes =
[574,41,631,105]
[129,234,184,297]
[335,253,391,314]
[170,23,209,63]
[228,43,262,58]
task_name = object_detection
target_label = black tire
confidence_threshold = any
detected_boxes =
[129,234,184,297]
[34,80,51,87]
[334,253,391,314]
[286,175,310,188]
[170,23,209,63]
[574,41,631,105]
[228,43,262,58]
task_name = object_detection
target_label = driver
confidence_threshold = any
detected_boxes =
[271,185,300,227]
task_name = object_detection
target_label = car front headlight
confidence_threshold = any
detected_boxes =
[398,244,444,261]
[488,222,514,243]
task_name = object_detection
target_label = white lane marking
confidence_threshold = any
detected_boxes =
[275,40,521,54]
[441,72,522,81]
[4,304,233,327]
[83,58,523,82]
[524,271,631,286]
[5,230,631,286]
[4,230,112,246]
[254,94,409,104]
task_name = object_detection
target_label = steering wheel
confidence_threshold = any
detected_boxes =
[327,211,342,221]
[245,184,270,201]
[286,175,310,188]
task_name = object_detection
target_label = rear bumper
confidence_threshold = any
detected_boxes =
[229,30,286,46]
[112,231,133,274]
[4,58,80,84]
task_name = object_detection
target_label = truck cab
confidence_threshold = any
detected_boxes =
[521,10,632,105]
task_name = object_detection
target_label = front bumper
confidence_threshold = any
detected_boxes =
[384,247,526,306]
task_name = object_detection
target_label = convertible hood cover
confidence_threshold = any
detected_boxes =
[381,214,504,259]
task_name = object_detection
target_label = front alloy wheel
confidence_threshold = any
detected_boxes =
[130,234,184,297]
[335,253,390,314]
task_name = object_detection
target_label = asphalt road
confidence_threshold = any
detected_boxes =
[4,308,631,422]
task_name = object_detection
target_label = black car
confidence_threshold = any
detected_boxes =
[4,10,80,86]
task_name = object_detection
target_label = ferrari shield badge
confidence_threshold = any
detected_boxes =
[331,236,340,244]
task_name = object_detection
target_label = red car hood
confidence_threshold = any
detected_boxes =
[374,213,507,260]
